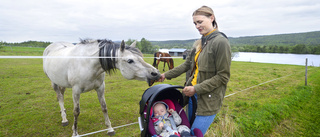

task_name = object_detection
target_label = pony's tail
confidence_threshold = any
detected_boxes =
[170,58,174,69]
[152,52,157,67]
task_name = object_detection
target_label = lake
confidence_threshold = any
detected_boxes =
[232,52,320,67]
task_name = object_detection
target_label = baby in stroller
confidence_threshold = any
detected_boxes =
[139,84,203,137]
[151,100,193,137]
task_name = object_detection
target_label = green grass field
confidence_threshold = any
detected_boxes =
[0,46,319,137]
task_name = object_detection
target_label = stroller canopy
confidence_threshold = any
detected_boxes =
[140,84,203,137]
[139,84,184,137]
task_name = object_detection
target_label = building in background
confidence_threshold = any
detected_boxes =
[159,49,169,53]
[169,48,187,56]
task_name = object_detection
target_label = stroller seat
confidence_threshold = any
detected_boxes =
[139,84,203,137]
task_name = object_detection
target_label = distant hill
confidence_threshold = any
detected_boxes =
[150,39,197,49]
[229,31,320,46]
[151,31,320,49]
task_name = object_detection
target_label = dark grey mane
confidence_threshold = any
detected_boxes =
[93,39,143,74]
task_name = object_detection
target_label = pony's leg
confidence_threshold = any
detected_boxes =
[96,84,115,136]
[52,83,68,126]
[163,61,166,71]
[157,60,160,70]
[166,61,170,70]
[155,59,159,69]
[72,87,81,137]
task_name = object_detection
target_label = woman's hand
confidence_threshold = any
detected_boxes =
[157,73,166,82]
[182,86,196,97]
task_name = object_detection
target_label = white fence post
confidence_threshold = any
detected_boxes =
[305,58,308,86]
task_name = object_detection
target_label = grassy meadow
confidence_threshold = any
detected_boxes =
[0,46,319,137]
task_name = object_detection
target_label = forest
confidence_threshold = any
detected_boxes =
[150,31,320,54]
[229,31,320,54]
[0,38,158,54]
[0,40,51,48]
[1,31,320,54]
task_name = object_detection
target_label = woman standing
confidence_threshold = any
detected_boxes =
[157,5,231,135]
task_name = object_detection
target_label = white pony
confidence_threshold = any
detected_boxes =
[43,39,160,136]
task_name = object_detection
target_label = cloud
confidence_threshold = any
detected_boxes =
[0,0,319,42]
[217,0,320,37]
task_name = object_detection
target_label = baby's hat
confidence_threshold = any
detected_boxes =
[150,99,175,118]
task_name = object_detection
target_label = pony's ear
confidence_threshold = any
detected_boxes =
[120,40,125,52]
[130,41,137,48]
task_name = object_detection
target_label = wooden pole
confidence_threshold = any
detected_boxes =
[305,58,308,86]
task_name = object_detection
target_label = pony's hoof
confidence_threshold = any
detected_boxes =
[62,121,69,126]
[107,128,115,136]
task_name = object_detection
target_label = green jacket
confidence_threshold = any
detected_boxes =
[164,30,231,115]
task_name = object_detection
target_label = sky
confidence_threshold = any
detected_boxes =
[1,0,320,43]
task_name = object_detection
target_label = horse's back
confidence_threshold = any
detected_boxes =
[43,42,75,56]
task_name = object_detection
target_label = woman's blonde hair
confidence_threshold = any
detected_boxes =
[192,6,218,29]
[193,39,202,53]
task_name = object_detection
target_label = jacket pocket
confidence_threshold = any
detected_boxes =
[197,91,220,113]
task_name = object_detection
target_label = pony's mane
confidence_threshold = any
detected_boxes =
[80,39,143,57]
[79,38,106,44]
[85,39,143,74]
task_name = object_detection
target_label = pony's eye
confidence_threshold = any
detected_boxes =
[127,59,134,64]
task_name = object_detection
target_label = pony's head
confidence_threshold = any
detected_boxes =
[117,40,160,86]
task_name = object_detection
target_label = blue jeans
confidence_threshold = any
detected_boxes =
[188,93,197,122]
[188,93,216,135]
[191,114,216,135]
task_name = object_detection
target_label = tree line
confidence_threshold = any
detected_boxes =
[0,40,51,48]
[0,38,159,54]
[126,38,158,54]
[150,31,320,55]
[228,31,320,54]
[229,31,320,46]
[2,31,320,54]
[150,39,196,49]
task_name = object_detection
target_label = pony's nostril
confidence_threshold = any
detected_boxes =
[151,72,158,76]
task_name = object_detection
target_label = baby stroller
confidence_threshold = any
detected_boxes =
[139,84,203,137]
